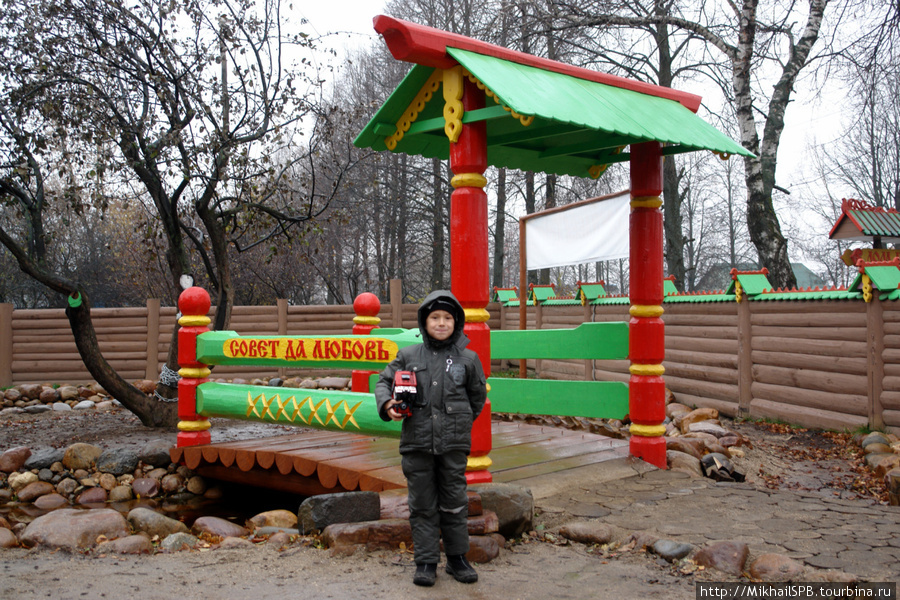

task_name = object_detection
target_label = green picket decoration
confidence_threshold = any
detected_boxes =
[195,381,401,438]
[490,322,628,360]
[487,378,629,419]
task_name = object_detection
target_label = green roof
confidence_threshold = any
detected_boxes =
[355,51,752,179]
[725,272,773,296]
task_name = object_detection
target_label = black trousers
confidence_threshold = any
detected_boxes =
[401,450,470,564]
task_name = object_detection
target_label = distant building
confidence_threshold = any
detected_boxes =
[693,262,826,292]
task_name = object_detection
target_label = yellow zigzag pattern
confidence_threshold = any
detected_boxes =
[245,392,362,430]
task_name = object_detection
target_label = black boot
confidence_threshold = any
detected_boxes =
[413,563,437,587]
[445,554,478,583]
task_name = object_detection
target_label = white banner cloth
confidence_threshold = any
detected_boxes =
[525,191,630,270]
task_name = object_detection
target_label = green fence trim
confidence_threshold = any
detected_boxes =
[196,381,401,438]
[487,377,629,419]
[195,329,422,370]
[490,322,628,360]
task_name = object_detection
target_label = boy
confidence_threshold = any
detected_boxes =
[376,290,487,587]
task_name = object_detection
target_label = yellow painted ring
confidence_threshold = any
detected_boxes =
[177,419,211,432]
[451,173,488,189]
[178,367,211,379]
[629,304,664,318]
[630,423,667,437]
[178,315,211,327]
[630,196,662,209]
[466,456,493,471]
[629,363,665,377]
[464,308,491,323]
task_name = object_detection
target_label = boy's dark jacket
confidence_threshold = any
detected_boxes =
[375,290,487,455]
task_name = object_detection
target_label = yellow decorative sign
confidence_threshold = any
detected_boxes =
[223,337,398,363]
[841,248,900,266]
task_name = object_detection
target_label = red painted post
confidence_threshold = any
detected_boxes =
[448,72,492,484]
[628,142,667,468]
[176,287,212,447]
[351,292,382,393]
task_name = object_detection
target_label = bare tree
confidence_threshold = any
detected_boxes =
[0,0,346,426]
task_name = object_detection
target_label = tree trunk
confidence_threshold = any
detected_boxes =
[492,167,507,290]
[431,156,445,290]
[66,293,177,427]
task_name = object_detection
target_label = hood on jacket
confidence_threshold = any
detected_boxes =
[417,290,465,349]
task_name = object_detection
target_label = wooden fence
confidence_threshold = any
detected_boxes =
[2,290,897,433]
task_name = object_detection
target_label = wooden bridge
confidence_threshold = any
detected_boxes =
[169,421,629,497]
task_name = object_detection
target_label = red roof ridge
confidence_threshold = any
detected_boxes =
[730,267,769,280]
[373,15,703,112]
[857,257,900,272]
[842,198,899,214]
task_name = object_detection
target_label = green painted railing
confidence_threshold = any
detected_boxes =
[191,319,630,431]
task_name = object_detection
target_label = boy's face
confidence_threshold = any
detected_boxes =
[425,309,454,341]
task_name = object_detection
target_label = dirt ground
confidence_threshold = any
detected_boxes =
[0,406,881,600]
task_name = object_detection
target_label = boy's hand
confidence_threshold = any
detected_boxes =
[384,399,404,421]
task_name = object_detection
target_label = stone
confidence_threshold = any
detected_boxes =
[147,467,169,481]
[96,473,116,491]
[8,471,38,491]
[861,432,891,449]
[317,377,351,390]
[218,536,256,549]
[865,453,896,470]
[160,473,184,493]
[185,476,207,495]
[0,527,18,548]
[97,448,138,475]
[467,510,499,535]
[666,438,703,460]
[96,401,114,411]
[133,380,157,394]
[96,534,152,555]
[246,509,298,530]
[52,402,72,412]
[23,404,51,414]
[268,377,284,387]
[682,432,718,444]
[265,531,293,548]
[17,481,56,502]
[469,483,534,538]
[191,516,250,539]
[298,491,381,535]
[56,478,78,497]
[109,485,134,503]
[651,539,695,562]
[693,541,750,575]
[467,534,503,563]
[379,490,409,520]
[321,518,412,551]
[139,439,174,467]
[687,422,730,438]
[39,387,61,403]
[159,532,199,552]
[33,493,69,510]
[63,443,103,470]
[127,507,189,538]
[677,408,719,433]
[748,553,807,581]
[132,478,160,498]
[5,388,22,401]
[76,486,109,505]
[558,521,620,545]
[0,446,32,473]
[667,450,703,476]
[666,403,692,420]
[874,455,900,479]
[18,383,43,400]
[24,448,64,470]
[21,508,130,550]
[864,442,893,455]
[624,531,660,550]
[37,468,53,482]
[57,386,80,401]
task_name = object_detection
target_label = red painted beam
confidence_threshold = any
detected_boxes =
[373,15,702,113]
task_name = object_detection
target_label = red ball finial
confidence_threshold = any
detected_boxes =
[353,292,381,318]
[179,286,211,317]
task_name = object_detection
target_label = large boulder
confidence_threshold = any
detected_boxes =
[298,491,381,535]
[20,508,130,550]
[127,507,189,538]
[62,443,103,471]
[469,483,534,539]
[191,516,249,539]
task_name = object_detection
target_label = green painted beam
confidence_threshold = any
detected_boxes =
[196,381,401,438]
[488,378,628,419]
[195,329,423,369]
[490,322,628,360]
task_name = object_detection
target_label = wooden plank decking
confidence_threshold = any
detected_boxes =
[170,422,630,496]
